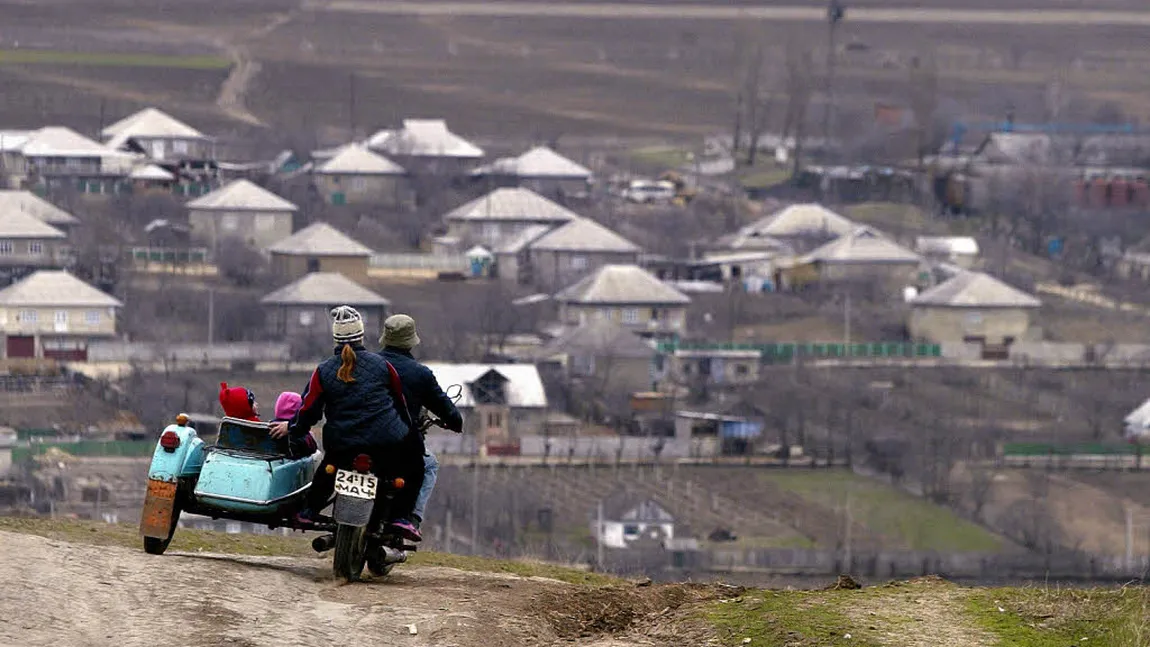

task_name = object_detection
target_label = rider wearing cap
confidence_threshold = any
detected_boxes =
[378,314,463,537]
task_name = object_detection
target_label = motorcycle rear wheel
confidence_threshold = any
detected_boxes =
[332,523,368,581]
[143,496,182,555]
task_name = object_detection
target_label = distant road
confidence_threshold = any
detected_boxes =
[305,1,1150,25]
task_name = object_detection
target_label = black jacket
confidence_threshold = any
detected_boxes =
[380,347,464,433]
[288,344,411,454]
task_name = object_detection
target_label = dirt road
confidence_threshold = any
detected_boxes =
[0,531,580,647]
[305,0,1150,25]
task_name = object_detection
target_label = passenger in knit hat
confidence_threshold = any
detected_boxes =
[219,382,260,421]
[273,392,303,422]
[380,314,420,350]
[331,305,365,345]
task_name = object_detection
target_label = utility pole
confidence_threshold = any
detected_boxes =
[445,508,453,554]
[843,292,851,350]
[1125,504,1134,571]
[823,0,846,160]
[207,288,215,345]
[470,455,480,555]
[348,73,357,140]
[843,489,853,572]
[596,499,605,571]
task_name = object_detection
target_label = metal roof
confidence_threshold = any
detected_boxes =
[0,191,79,226]
[911,271,1041,308]
[543,319,656,359]
[484,146,592,178]
[444,187,580,223]
[102,107,208,151]
[17,126,137,159]
[0,210,66,239]
[314,144,405,175]
[260,272,389,306]
[729,203,855,242]
[0,270,122,307]
[186,179,298,212]
[802,227,922,264]
[267,222,373,256]
[367,119,484,159]
[496,225,552,255]
[421,362,547,408]
[554,264,691,305]
[528,217,641,253]
[129,164,176,181]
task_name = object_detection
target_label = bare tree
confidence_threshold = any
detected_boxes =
[781,41,815,177]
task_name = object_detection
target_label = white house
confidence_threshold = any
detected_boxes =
[422,362,548,447]
[1124,398,1150,443]
[593,498,677,549]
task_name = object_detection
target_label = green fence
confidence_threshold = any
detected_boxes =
[13,440,156,462]
[1002,442,1143,457]
[128,247,209,264]
[655,341,942,363]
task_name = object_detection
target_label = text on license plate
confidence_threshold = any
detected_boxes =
[334,470,378,499]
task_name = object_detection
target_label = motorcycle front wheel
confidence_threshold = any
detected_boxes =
[332,523,368,581]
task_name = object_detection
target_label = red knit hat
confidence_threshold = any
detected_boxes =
[219,382,260,421]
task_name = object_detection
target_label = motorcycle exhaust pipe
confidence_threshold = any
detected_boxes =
[380,546,408,565]
[311,533,336,553]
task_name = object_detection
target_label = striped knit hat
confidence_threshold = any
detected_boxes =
[331,305,365,344]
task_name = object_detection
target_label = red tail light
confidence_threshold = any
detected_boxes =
[159,431,180,452]
[393,478,405,490]
[352,454,372,472]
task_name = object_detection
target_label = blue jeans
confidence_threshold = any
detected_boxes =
[411,450,439,523]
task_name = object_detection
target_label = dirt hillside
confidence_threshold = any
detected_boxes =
[0,530,715,647]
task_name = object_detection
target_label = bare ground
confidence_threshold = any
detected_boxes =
[0,530,721,647]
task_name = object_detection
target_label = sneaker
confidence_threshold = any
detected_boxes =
[388,518,422,542]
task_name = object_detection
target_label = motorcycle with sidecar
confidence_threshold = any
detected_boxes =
[138,413,420,581]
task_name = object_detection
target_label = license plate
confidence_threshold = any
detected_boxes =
[334,470,378,500]
[140,479,177,538]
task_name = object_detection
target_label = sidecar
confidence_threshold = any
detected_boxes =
[139,414,319,555]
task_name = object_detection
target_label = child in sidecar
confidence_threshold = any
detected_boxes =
[218,384,317,458]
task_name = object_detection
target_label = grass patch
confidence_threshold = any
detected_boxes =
[965,586,1150,646]
[709,589,882,647]
[737,164,791,189]
[759,470,1004,552]
[629,146,691,170]
[0,515,616,585]
[0,49,231,69]
[843,202,946,236]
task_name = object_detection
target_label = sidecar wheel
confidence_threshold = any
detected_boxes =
[143,497,182,555]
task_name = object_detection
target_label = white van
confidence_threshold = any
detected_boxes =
[624,180,676,204]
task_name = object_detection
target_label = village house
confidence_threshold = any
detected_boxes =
[0,190,80,236]
[793,226,923,288]
[267,222,373,283]
[908,270,1042,347]
[594,498,677,549]
[498,217,642,289]
[0,211,69,287]
[715,202,855,253]
[554,264,691,338]
[423,362,548,453]
[443,186,579,249]
[186,179,298,250]
[915,236,980,269]
[2,126,138,195]
[0,270,121,360]
[101,107,214,167]
[366,119,484,174]
[473,145,592,198]
[673,399,770,457]
[536,319,657,407]
[127,164,177,195]
[654,346,762,391]
[260,272,389,350]
[311,144,407,207]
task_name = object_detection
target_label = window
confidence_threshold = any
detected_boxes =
[623,524,640,537]
[28,241,43,256]
[570,255,588,270]
[299,311,315,327]
[482,223,500,239]
[255,214,277,231]
[0,241,12,256]
[734,364,749,377]
[220,214,239,231]
[85,311,100,325]
[350,177,367,192]
[172,140,189,155]
[622,308,639,324]
[54,311,67,325]
[18,310,37,323]
[486,411,503,428]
